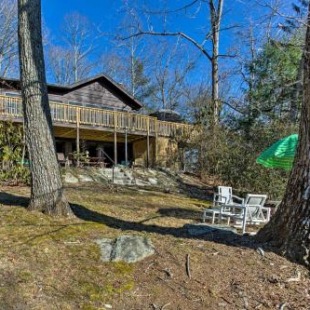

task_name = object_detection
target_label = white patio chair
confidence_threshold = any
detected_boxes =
[224,194,270,234]
[202,186,244,224]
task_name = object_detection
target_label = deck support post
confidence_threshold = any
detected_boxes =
[125,127,128,166]
[114,111,117,166]
[147,118,150,168]
[154,119,158,167]
[76,107,80,167]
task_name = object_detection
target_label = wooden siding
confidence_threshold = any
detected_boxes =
[62,81,132,110]
[0,95,192,138]
[0,81,132,111]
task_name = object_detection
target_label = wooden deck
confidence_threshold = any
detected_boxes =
[0,95,192,139]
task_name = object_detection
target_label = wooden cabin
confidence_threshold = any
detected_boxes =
[0,75,192,168]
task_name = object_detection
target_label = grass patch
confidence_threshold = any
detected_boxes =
[1,184,308,309]
[0,184,204,308]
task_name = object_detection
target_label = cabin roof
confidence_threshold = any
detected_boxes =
[0,74,143,110]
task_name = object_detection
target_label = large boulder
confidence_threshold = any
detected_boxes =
[96,235,155,263]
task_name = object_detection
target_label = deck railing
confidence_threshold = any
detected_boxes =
[0,95,192,138]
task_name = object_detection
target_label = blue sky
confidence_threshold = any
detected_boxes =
[41,0,277,55]
[42,0,121,36]
[40,0,294,72]
[40,0,297,106]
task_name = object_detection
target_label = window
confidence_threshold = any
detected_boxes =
[4,93,21,115]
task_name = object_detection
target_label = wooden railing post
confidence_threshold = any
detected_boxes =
[64,104,67,122]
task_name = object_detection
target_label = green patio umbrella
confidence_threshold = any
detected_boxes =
[256,134,298,170]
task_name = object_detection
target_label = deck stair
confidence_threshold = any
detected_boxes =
[98,167,135,185]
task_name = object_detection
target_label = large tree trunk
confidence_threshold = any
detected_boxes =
[256,4,310,267]
[18,0,72,216]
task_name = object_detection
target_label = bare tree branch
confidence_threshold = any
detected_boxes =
[0,0,18,77]
[217,53,236,58]
[144,0,202,15]
[122,31,212,61]
[222,100,244,114]
[46,12,99,84]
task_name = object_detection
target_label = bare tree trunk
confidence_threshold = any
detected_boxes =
[256,3,310,267]
[209,0,223,127]
[130,36,137,97]
[18,0,72,216]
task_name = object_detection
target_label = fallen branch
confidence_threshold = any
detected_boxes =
[63,241,81,245]
[186,254,191,279]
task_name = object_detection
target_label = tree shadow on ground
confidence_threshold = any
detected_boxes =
[156,207,203,221]
[70,203,259,249]
[0,191,260,250]
[0,192,28,208]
